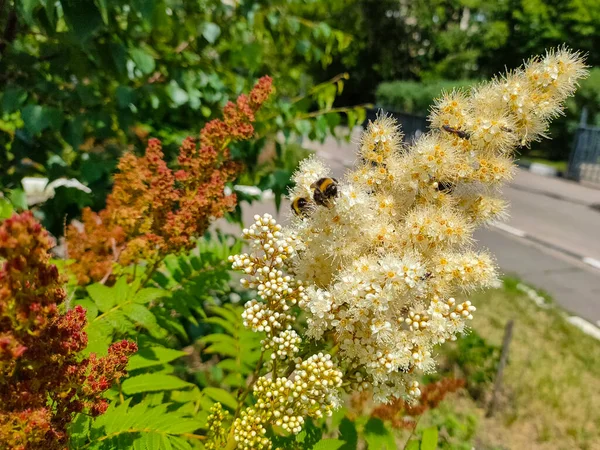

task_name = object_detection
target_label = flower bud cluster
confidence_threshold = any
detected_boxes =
[229,214,307,355]
[232,407,271,450]
[255,353,342,432]
[232,353,342,447]
[205,403,229,450]
[263,329,302,360]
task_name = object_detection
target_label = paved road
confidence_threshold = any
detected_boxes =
[231,130,600,324]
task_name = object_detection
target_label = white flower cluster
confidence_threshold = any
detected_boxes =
[228,49,585,447]
[280,48,587,403]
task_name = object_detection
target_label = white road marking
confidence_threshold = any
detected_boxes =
[582,257,600,270]
[490,221,527,238]
[567,316,600,341]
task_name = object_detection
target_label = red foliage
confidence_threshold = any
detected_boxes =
[0,212,137,450]
[66,76,274,284]
[371,378,466,430]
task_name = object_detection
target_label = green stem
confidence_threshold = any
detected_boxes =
[402,415,423,449]
[138,258,163,291]
[223,349,266,450]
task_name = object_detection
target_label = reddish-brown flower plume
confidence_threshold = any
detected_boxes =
[0,212,137,450]
[67,76,273,284]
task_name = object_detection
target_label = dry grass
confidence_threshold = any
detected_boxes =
[448,278,600,450]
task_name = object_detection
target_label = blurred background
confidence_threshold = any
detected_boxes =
[1,1,600,448]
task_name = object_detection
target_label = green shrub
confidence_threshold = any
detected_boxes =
[375,79,476,115]
[0,0,364,234]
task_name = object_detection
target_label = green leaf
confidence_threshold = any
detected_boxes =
[116,86,136,109]
[61,0,103,41]
[363,418,396,450]
[202,23,221,43]
[87,276,130,312]
[131,0,155,21]
[130,48,156,75]
[83,319,112,356]
[0,198,13,220]
[122,303,165,337]
[405,441,420,450]
[122,374,194,395]
[21,105,47,135]
[19,0,40,24]
[420,427,438,450]
[167,81,188,106]
[8,189,27,211]
[338,417,357,450]
[134,288,166,304]
[203,317,235,334]
[95,0,108,24]
[85,398,201,448]
[127,346,187,370]
[202,387,238,410]
[1,87,27,112]
[312,439,346,450]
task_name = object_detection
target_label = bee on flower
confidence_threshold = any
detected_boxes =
[224,48,587,449]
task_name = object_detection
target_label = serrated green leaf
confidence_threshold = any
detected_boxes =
[169,436,193,450]
[202,387,238,410]
[420,427,438,450]
[83,319,112,355]
[122,373,194,395]
[134,287,167,304]
[203,317,235,334]
[88,276,129,312]
[122,303,165,338]
[312,439,346,450]
[216,359,238,372]
[88,399,201,449]
[127,345,187,370]
[204,342,238,357]
[209,305,238,323]
[405,441,420,450]
[139,432,162,450]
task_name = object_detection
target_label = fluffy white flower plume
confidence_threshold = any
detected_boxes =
[227,48,586,449]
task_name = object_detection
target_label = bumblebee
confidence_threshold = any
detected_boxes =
[434,180,455,193]
[291,196,310,217]
[442,124,470,140]
[311,177,339,208]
